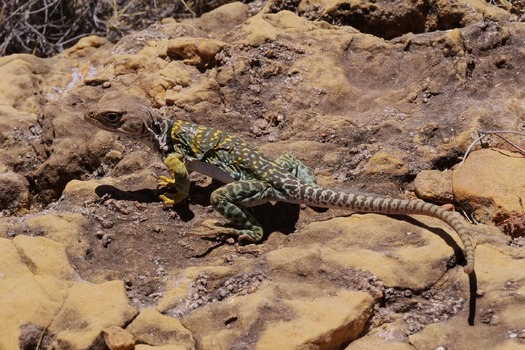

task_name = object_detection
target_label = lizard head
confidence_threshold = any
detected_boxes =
[84,91,166,144]
[84,91,173,153]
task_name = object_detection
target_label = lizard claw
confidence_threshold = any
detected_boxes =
[157,175,175,189]
[158,191,187,206]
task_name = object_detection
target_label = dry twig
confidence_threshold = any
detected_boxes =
[462,130,525,162]
[0,0,235,57]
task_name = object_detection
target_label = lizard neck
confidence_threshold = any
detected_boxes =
[144,110,174,157]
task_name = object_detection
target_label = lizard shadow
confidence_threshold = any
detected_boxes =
[391,214,477,325]
[94,185,158,202]
[94,185,195,221]
[188,180,301,238]
[94,181,302,234]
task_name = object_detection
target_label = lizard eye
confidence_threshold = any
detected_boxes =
[105,112,121,123]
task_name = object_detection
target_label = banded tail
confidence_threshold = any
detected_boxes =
[297,188,475,274]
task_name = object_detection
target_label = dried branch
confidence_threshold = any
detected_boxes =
[462,130,525,162]
[0,0,238,57]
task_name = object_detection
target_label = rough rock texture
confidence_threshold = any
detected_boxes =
[2,0,525,349]
[0,236,137,349]
[454,148,525,223]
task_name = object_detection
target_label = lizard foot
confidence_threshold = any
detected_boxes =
[157,175,176,190]
[159,192,187,207]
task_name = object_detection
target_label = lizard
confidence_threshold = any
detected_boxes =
[84,91,475,275]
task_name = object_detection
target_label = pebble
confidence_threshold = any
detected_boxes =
[101,233,112,247]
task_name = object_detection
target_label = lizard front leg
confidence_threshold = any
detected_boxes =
[158,153,190,206]
[193,179,286,242]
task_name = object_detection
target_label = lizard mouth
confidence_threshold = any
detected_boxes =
[84,114,106,129]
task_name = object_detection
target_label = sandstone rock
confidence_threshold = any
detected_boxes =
[350,238,525,349]
[414,169,454,204]
[408,315,520,350]
[103,326,136,350]
[453,149,525,224]
[278,215,461,290]
[0,236,138,349]
[112,150,159,177]
[126,308,194,348]
[0,237,68,350]
[0,171,31,212]
[12,234,76,279]
[25,212,90,258]
[345,334,414,350]
[50,280,138,349]
[140,60,196,104]
[181,282,373,349]
[60,35,110,62]
[474,244,525,294]
[164,77,223,111]
[191,2,250,36]
[29,95,117,204]
[157,266,234,315]
[166,37,227,70]
[0,54,50,113]
[135,345,190,350]
[256,290,374,349]
[360,150,409,177]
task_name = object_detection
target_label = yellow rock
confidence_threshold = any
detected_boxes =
[361,150,409,177]
[166,37,227,69]
[0,238,66,350]
[60,35,109,60]
[345,334,414,349]
[408,316,507,350]
[63,166,159,204]
[414,169,454,203]
[50,281,138,349]
[12,235,75,280]
[164,77,222,110]
[474,244,525,290]
[0,54,50,112]
[291,215,460,290]
[256,291,374,349]
[453,149,525,223]
[25,212,90,258]
[127,308,194,348]
[181,279,373,349]
[135,345,190,350]
[0,234,139,349]
[183,282,277,348]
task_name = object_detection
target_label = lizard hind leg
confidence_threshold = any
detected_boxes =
[275,154,327,212]
[275,154,319,187]
[192,179,284,243]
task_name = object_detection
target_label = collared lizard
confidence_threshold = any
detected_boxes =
[84,91,475,274]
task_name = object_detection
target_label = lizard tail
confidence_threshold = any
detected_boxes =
[302,189,475,275]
